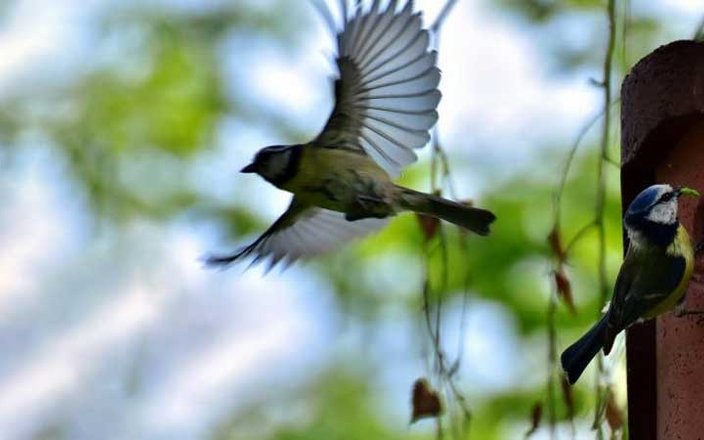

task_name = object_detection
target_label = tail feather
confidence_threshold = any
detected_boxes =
[561,314,609,384]
[397,187,496,235]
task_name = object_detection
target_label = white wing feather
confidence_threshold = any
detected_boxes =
[314,0,440,177]
[206,200,387,271]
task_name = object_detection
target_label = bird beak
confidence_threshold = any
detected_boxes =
[676,186,700,198]
[240,163,257,173]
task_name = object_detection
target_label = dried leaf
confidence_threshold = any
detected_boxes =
[554,268,577,314]
[410,378,442,423]
[605,391,624,432]
[525,402,543,437]
[416,213,440,241]
[548,227,566,261]
[560,375,575,419]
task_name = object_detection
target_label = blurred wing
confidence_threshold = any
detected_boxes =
[313,0,441,177]
[205,198,387,271]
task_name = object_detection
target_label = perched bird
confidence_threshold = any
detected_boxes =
[561,184,700,384]
[206,0,495,270]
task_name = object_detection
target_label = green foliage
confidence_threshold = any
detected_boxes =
[497,0,604,23]
[211,367,431,440]
[0,1,306,222]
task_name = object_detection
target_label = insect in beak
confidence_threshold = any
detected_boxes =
[677,186,700,198]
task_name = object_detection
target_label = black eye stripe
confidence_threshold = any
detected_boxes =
[660,192,674,202]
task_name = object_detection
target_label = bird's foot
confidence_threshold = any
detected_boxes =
[674,304,704,317]
[345,194,390,221]
[356,194,385,208]
[696,241,704,256]
[345,211,387,221]
[344,212,366,221]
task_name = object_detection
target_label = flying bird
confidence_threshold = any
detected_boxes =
[561,184,699,384]
[206,0,496,270]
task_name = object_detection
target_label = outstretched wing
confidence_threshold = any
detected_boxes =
[205,198,387,271]
[313,0,441,177]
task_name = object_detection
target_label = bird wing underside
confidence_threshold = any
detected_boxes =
[205,198,387,271]
[312,0,441,177]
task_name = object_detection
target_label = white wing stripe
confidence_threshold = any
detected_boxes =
[339,0,349,28]
[361,14,423,75]
[361,90,441,113]
[364,51,437,88]
[364,87,439,100]
[350,0,383,58]
[360,127,417,165]
[359,64,437,93]
[342,9,362,55]
[230,208,388,269]
[364,111,432,132]
[364,118,429,147]
[367,108,437,129]
[360,104,438,116]
[359,73,440,103]
[346,1,367,54]
[358,11,412,71]
[367,125,428,150]
[360,120,410,150]
[354,1,398,67]
[364,28,428,79]
[359,131,397,165]
[357,9,418,71]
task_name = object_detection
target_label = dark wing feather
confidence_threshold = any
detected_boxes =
[313,0,440,177]
[605,246,687,348]
[205,198,387,271]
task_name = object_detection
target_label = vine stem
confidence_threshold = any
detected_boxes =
[423,1,471,438]
[549,0,619,436]
[592,0,616,434]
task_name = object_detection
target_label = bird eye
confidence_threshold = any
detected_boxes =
[660,192,674,202]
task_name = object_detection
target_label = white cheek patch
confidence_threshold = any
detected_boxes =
[646,200,677,224]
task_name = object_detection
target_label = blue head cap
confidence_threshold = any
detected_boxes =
[624,184,680,247]
[626,184,673,218]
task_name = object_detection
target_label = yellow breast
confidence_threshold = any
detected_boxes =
[646,225,694,317]
[279,147,392,211]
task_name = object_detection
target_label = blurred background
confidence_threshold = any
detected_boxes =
[0,0,700,439]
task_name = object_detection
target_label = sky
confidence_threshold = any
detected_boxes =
[0,0,701,439]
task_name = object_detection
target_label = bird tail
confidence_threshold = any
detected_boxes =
[560,313,609,384]
[396,186,496,236]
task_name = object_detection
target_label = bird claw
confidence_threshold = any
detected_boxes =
[345,194,390,221]
[674,304,704,317]
[344,212,365,221]
[696,241,704,256]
